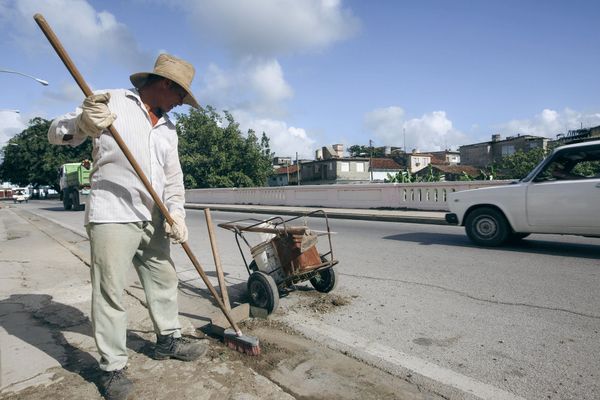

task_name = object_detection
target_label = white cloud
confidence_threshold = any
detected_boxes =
[179,0,359,153]
[249,59,293,104]
[364,106,406,140]
[200,58,293,117]
[2,0,152,70]
[493,108,600,138]
[363,106,600,155]
[364,106,469,152]
[174,0,360,57]
[233,110,316,159]
[0,110,26,146]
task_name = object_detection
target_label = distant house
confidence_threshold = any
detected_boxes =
[298,144,371,184]
[459,134,549,167]
[272,156,292,167]
[300,158,370,184]
[429,150,460,165]
[407,152,433,173]
[415,164,482,181]
[268,164,299,186]
[370,158,402,181]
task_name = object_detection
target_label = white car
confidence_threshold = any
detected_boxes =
[12,188,30,204]
[446,139,600,246]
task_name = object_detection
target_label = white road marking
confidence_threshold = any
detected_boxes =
[282,313,526,400]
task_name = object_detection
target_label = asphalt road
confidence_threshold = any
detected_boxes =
[21,200,600,400]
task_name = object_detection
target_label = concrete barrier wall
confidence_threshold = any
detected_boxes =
[186,181,511,211]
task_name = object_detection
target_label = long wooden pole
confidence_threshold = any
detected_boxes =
[33,13,242,335]
[204,208,230,311]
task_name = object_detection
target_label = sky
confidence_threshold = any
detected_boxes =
[1,0,600,159]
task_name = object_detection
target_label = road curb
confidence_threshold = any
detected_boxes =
[280,312,526,400]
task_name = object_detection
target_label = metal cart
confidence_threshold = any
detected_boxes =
[218,210,339,314]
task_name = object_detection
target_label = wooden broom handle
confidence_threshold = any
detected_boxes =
[33,13,242,334]
[204,209,231,311]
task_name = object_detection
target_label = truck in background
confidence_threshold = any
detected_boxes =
[59,160,91,211]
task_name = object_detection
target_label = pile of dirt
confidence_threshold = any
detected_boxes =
[291,291,353,314]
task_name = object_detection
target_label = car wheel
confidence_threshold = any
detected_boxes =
[464,207,510,247]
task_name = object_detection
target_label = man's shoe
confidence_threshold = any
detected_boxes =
[154,334,207,361]
[98,368,133,400]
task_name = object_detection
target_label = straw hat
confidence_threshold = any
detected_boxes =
[130,53,200,109]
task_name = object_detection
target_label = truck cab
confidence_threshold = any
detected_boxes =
[59,160,91,211]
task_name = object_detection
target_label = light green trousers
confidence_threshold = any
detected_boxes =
[87,212,181,371]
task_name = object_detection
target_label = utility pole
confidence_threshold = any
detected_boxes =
[369,139,374,182]
[296,152,300,185]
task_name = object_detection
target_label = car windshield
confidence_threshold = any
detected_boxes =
[522,156,550,182]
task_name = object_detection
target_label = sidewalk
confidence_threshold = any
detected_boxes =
[0,205,445,400]
[186,203,449,225]
[0,206,293,400]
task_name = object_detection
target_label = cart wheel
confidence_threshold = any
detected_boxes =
[247,271,279,314]
[310,267,338,293]
[249,260,258,272]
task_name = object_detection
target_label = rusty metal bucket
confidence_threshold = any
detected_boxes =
[273,232,321,276]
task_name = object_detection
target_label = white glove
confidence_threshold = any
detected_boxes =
[165,214,188,244]
[76,93,116,137]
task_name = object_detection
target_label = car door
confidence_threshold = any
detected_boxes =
[526,144,600,232]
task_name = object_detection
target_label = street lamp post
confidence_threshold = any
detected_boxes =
[0,69,49,86]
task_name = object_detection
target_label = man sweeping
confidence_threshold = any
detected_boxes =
[48,53,205,400]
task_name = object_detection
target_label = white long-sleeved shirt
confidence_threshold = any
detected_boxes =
[48,88,185,225]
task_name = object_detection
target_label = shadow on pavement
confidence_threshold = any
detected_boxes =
[383,232,600,260]
[177,279,248,306]
[176,279,252,327]
[39,206,75,212]
[0,294,154,393]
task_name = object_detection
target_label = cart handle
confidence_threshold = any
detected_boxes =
[218,224,309,235]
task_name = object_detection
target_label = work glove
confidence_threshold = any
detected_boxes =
[165,213,188,244]
[76,93,116,137]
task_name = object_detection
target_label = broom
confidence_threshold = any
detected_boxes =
[33,13,260,356]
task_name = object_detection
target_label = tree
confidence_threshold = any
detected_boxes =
[0,117,93,188]
[348,144,386,158]
[260,132,272,159]
[385,169,438,183]
[493,147,548,179]
[386,170,414,183]
[176,107,272,188]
